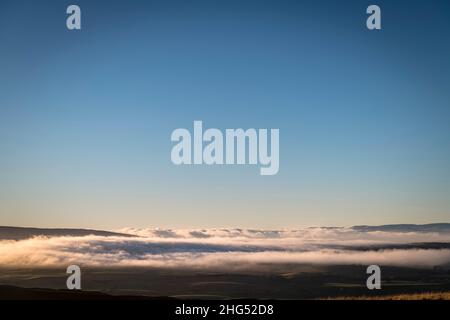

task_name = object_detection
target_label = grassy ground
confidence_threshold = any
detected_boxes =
[328,292,450,300]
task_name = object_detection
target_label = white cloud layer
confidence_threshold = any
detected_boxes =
[1,227,450,270]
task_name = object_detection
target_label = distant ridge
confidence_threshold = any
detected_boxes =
[352,223,450,233]
[0,226,135,240]
[1,224,450,241]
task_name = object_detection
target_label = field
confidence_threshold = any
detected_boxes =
[1,264,450,300]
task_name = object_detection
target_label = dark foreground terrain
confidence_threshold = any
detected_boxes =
[1,265,450,300]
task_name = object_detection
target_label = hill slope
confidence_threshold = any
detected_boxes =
[0,226,134,240]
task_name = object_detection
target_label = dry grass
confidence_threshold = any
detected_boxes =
[325,292,450,300]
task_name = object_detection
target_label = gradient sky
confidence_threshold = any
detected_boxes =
[1,0,449,229]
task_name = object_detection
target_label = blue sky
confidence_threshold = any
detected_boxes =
[1,0,449,229]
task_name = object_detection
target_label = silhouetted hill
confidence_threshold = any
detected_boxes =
[0,226,135,240]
